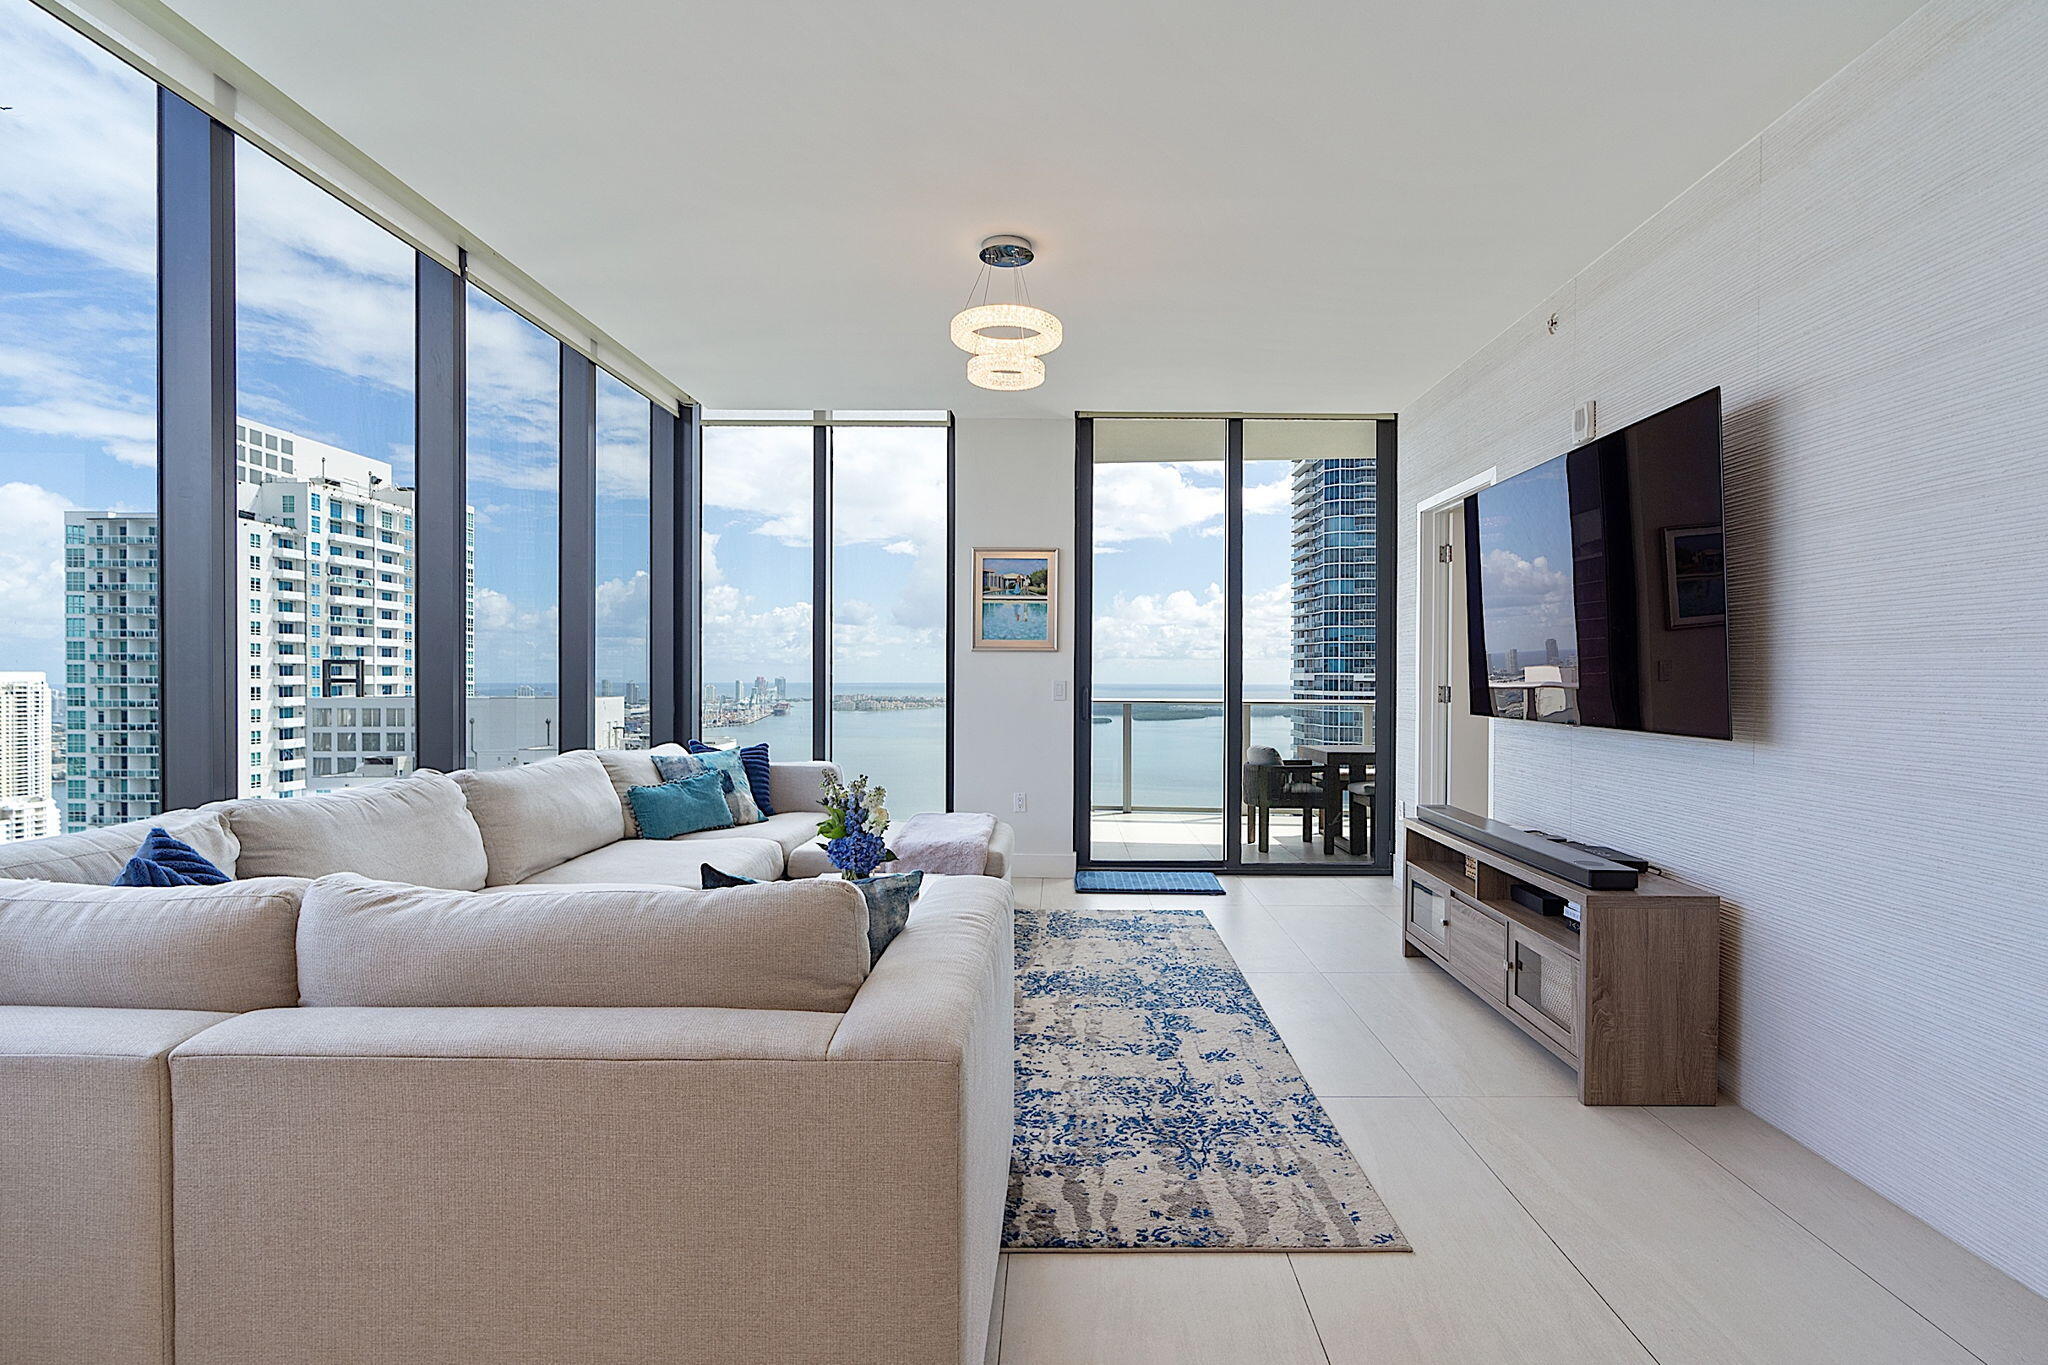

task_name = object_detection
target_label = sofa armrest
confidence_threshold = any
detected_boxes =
[830,874,1013,1365]
[768,760,841,815]
[983,821,1015,880]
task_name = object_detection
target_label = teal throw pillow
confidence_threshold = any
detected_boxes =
[628,771,734,839]
[653,750,761,826]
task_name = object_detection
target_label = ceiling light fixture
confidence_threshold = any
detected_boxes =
[952,234,1061,391]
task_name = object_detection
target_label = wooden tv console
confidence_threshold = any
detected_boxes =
[1401,817,1721,1105]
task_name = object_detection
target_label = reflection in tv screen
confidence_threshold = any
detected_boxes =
[1463,388,1730,740]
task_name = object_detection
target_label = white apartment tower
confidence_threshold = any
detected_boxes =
[62,420,423,829]
[0,673,61,842]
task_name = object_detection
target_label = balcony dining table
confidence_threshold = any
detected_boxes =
[1294,741,1374,856]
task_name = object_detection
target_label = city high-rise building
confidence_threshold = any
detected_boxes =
[62,511,162,831]
[1289,455,1377,748]
[0,672,61,842]
[62,420,438,828]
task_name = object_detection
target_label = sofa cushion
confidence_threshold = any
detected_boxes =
[0,808,239,885]
[0,877,304,1012]
[228,773,488,890]
[768,759,841,816]
[451,750,625,886]
[627,772,733,839]
[672,810,822,859]
[515,835,785,887]
[591,743,688,838]
[296,873,872,1012]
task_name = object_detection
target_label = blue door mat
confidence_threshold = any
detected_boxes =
[1075,870,1225,895]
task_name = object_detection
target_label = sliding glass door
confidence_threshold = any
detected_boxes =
[1085,420,1227,862]
[1078,416,1394,873]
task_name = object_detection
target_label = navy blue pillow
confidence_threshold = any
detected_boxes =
[113,827,230,887]
[699,864,758,889]
[689,740,774,815]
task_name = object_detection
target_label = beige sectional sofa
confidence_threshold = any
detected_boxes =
[0,750,1016,1365]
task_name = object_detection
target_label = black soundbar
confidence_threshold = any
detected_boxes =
[1417,805,1639,890]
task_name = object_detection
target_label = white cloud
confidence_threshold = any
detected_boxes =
[1093,461,1224,543]
[0,9,156,282]
[0,343,155,466]
[0,482,70,675]
[882,539,917,556]
[1480,547,1573,639]
[1089,578,1298,687]
[1244,477,1292,518]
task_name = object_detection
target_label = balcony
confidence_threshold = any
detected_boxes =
[1089,695,1378,865]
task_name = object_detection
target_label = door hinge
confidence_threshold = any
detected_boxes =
[1436,685,1453,703]
[1436,544,1454,563]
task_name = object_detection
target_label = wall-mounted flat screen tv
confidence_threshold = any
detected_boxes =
[1463,388,1730,740]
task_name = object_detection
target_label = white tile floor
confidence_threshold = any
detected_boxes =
[991,874,2048,1365]
[1089,810,1372,865]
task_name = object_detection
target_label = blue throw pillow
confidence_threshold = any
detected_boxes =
[113,827,231,887]
[848,870,923,965]
[699,864,758,889]
[690,740,774,815]
[654,751,760,825]
[628,772,734,839]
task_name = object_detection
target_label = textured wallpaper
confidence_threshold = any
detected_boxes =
[1395,0,2048,1294]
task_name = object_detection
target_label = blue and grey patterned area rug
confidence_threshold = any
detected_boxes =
[1005,901,1409,1251]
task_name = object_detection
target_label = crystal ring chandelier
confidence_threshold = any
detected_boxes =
[951,235,1062,391]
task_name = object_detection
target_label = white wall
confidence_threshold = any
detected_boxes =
[1395,0,2048,1292]
[952,417,1077,878]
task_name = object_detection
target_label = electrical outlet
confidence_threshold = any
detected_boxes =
[1051,680,1068,703]
[1012,792,1029,813]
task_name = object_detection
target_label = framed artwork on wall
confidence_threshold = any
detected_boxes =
[973,548,1059,650]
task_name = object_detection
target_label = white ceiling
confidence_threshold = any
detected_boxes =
[162,0,1919,417]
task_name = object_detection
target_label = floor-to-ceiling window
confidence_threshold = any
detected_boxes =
[1087,420,1227,861]
[463,285,561,766]
[699,421,815,754]
[1240,419,1381,865]
[595,371,652,748]
[0,0,160,838]
[698,414,951,808]
[235,143,417,798]
[1081,415,1392,872]
[831,424,948,814]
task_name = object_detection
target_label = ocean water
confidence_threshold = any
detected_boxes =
[700,682,1366,819]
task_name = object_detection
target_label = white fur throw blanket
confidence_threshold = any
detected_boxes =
[890,811,997,876]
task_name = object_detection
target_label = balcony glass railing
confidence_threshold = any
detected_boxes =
[1088,695,1375,815]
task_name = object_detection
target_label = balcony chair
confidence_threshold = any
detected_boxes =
[1242,745,1326,853]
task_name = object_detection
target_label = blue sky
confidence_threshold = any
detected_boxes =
[0,1,159,688]
[0,0,648,698]
[1473,453,1578,660]
[1090,453,1300,690]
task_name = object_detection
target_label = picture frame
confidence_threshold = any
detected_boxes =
[972,548,1059,650]
[1662,525,1726,628]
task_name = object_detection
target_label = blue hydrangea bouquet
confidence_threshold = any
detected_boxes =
[815,771,895,880]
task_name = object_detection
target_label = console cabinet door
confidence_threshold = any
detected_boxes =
[1508,925,1581,1055]
[1406,875,1449,953]
[1444,897,1509,1003]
